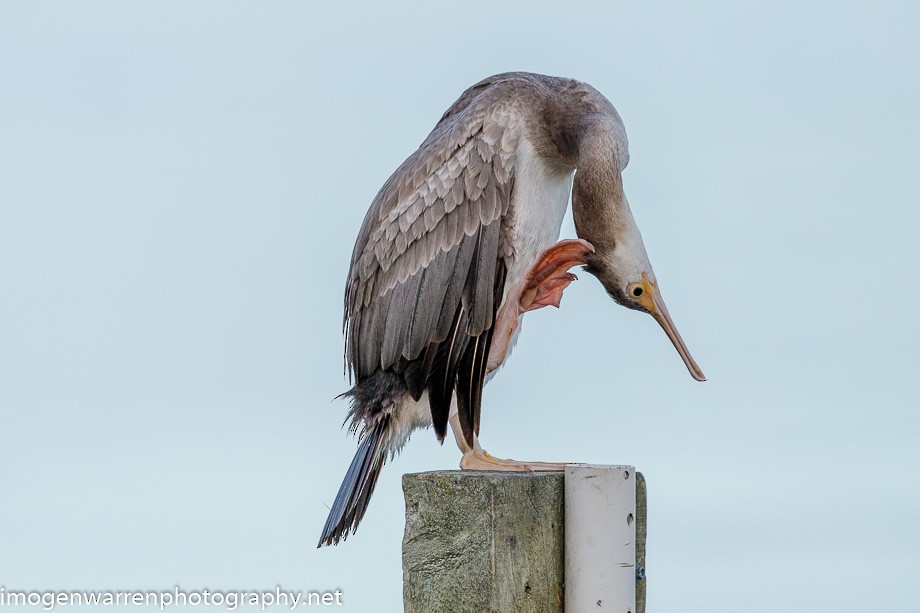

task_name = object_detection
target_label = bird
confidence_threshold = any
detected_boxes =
[318,72,705,547]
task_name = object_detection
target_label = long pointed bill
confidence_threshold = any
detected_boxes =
[638,274,706,381]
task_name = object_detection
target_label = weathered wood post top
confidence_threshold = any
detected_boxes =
[402,468,647,613]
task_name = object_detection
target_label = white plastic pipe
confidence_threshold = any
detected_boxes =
[565,464,637,613]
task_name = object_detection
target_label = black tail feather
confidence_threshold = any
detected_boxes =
[318,414,391,547]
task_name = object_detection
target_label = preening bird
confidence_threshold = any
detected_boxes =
[319,72,704,547]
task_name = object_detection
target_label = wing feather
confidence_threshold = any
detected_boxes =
[344,75,526,445]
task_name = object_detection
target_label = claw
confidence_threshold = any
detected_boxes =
[488,239,595,372]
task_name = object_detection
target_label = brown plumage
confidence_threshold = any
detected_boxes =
[320,72,704,547]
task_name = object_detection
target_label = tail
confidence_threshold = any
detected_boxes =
[318,412,392,547]
[319,371,407,547]
[317,415,390,547]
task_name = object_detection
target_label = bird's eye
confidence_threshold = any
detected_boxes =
[626,283,645,300]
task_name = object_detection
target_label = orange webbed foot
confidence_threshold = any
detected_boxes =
[520,238,595,311]
[488,239,594,372]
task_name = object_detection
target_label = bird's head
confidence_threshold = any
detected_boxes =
[587,256,707,383]
[571,116,706,381]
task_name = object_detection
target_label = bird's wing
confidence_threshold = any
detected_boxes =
[345,79,521,445]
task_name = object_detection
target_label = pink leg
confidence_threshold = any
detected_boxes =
[449,413,570,472]
[488,239,594,372]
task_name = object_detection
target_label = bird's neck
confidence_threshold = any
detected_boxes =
[570,119,652,288]
[571,120,629,256]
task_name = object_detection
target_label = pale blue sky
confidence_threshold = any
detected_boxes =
[1,2,918,611]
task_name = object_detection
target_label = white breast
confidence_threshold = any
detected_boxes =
[505,138,575,289]
[490,138,574,374]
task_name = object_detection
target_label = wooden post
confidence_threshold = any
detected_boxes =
[636,472,647,613]
[402,470,646,613]
[402,471,564,612]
